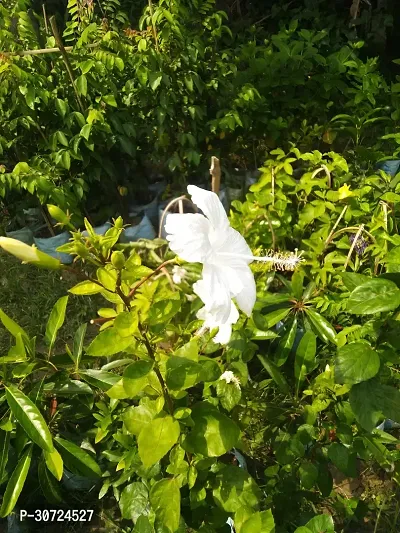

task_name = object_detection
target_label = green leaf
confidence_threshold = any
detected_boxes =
[241,509,275,533]
[166,356,202,390]
[349,380,383,432]
[174,339,198,361]
[123,360,153,397]
[38,458,63,504]
[295,331,316,392]
[299,462,318,490]
[103,94,117,107]
[55,99,68,118]
[149,478,180,533]
[306,309,337,345]
[335,342,380,384]
[133,516,154,533]
[119,482,149,521]
[61,151,71,170]
[80,123,91,141]
[292,271,304,300]
[80,369,120,390]
[6,385,53,452]
[54,437,101,479]
[0,445,32,517]
[212,465,262,513]
[45,296,68,352]
[257,354,290,394]
[328,442,357,477]
[86,328,133,356]
[76,75,87,96]
[216,380,241,411]
[275,317,297,366]
[71,323,86,368]
[149,72,162,91]
[114,311,138,337]
[184,402,240,456]
[69,281,103,295]
[347,279,400,314]
[138,416,180,468]
[123,398,164,436]
[303,514,334,533]
[341,273,370,292]
[43,449,63,481]
[0,430,10,485]
[0,308,28,340]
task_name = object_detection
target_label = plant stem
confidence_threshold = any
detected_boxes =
[324,205,348,249]
[128,258,176,298]
[139,324,174,414]
[344,224,364,269]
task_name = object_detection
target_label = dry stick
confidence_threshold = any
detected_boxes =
[324,205,348,249]
[158,195,191,238]
[311,165,331,188]
[42,4,49,34]
[40,205,55,237]
[210,156,221,194]
[344,224,364,270]
[147,0,160,52]
[271,167,275,206]
[2,43,98,57]
[49,16,85,114]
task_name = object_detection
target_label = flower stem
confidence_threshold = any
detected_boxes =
[128,258,176,299]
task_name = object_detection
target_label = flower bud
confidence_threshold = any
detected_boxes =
[114,216,124,229]
[0,237,61,269]
[111,250,125,269]
[47,204,73,228]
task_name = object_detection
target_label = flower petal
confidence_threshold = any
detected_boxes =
[200,264,232,322]
[226,263,256,316]
[187,185,229,230]
[165,213,211,263]
[211,226,253,264]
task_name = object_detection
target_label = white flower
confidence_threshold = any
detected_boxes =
[165,185,303,344]
[172,265,187,284]
[219,370,241,389]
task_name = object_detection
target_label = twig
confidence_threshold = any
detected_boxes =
[311,165,331,188]
[42,4,49,34]
[139,325,173,414]
[147,0,160,52]
[344,224,364,269]
[158,195,193,238]
[49,16,85,114]
[128,258,176,298]
[40,205,55,237]
[2,43,98,57]
[324,205,348,249]
[210,156,221,194]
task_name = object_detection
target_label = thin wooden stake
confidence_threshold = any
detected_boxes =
[2,43,98,57]
[344,224,364,270]
[324,205,348,249]
[210,157,221,194]
[49,16,85,114]
[147,0,160,53]
[42,4,49,34]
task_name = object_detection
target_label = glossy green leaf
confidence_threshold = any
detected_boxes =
[303,514,334,533]
[328,442,357,477]
[299,462,318,490]
[114,311,138,337]
[71,323,87,368]
[295,331,316,392]
[69,281,103,295]
[38,458,63,504]
[119,482,149,521]
[6,385,53,452]
[86,327,134,356]
[166,356,202,390]
[138,415,180,468]
[80,369,120,390]
[45,296,68,351]
[257,354,290,394]
[0,445,32,517]
[275,316,297,366]
[54,437,101,478]
[306,309,337,345]
[341,272,370,292]
[43,449,63,481]
[123,398,164,436]
[335,342,380,384]
[0,430,10,485]
[347,279,400,315]
[149,478,180,532]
